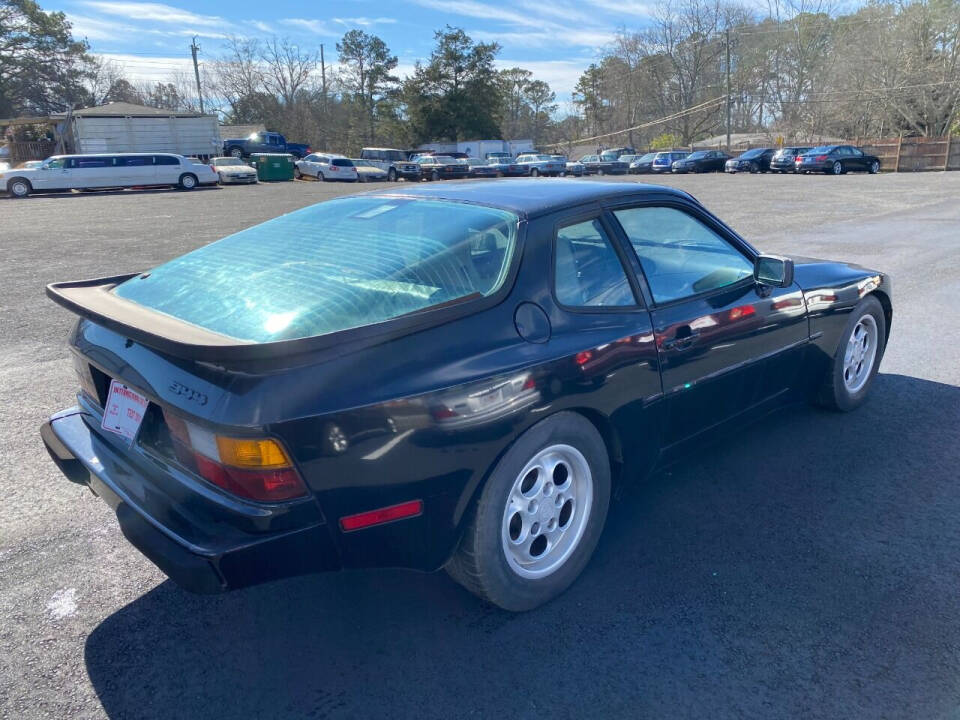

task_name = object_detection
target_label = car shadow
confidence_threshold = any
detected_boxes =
[84,373,960,719]
[2,186,220,200]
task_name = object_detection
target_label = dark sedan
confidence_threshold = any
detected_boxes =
[42,180,891,611]
[579,154,629,175]
[629,152,658,174]
[672,150,731,173]
[798,145,882,175]
[724,148,775,174]
[464,158,499,178]
[770,146,812,173]
[417,155,470,180]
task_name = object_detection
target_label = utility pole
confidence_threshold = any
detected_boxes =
[725,28,731,152]
[190,37,205,114]
[320,43,327,151]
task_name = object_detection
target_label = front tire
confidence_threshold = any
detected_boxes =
[294,166,302,179]
[178,173,198,190]
[387,167,397,182]
[431,170,440,181]
[228,147,244,159]
[530,168,540,177]
[7,177,31,198]
[446,412,611,611]
[869,160,880,174]
[814,295,886,412]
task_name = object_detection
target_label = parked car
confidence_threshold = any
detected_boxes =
[42,179,892,611]
[487,157,527,176]
[629,153,658,174]
[417,155,471,181]
[515,153,566,177]
[294,153,359,182]
[769,146,812,173]
[600,146,636,159]
[222,131,311,160]
[724,148,776,174]
[464,157,499,178]
[672,150,731,173]
[351,161,389,182]
[579,155,629,175]
[211,156,258,184]
[797,145,881,175]
[651,151,689,173]
[358,147,421,181]
[2,153,217,197]
[485,151,513,162]
[553,156,584,177]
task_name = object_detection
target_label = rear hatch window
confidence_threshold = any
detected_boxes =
[113,198,519,343]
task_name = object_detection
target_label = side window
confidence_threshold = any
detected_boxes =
[46,158,65,169]
[613,206,754,304]
[76,156,114,168]
[554,219,635,308]
[154,155,178,165]
[120,155,152,166]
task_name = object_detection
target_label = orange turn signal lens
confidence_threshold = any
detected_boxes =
[215,436,291,468]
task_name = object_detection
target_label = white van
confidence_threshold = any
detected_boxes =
[1,153,219,198]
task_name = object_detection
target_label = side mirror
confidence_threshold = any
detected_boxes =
[754,254,794,288]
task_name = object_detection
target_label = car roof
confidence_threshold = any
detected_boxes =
[361,179,690,218]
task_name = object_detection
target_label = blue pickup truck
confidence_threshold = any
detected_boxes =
[222,131,311,159]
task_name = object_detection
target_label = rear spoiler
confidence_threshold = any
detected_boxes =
[46,275,253,361]
[46,274,488,364]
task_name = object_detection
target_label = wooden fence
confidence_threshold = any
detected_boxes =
[5,140,56,164]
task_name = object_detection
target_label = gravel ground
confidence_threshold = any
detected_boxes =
[1,172,959,719]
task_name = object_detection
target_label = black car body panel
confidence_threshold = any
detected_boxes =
[42,180,892,592]
[770,147,812,172]
[798,145,882,174]
[672,150,731,173]
[724,148,775,173]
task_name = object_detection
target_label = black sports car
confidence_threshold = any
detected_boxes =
[797,145,882,175]
[770,146,812,173]
[671,150,731,173]
[578,155,630,175]
[42,180,892,611]
[724,148,775,173]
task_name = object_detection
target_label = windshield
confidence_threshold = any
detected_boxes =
[433,156,456,163]
[213,157,244,166]
[331,158,354,167]
[686,152,708,160]
[809,146,834,154]
[637,153,656,162]
[740,149,766,159]
[114,198,519,343]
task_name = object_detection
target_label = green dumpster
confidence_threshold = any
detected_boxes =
[249,153,295,181]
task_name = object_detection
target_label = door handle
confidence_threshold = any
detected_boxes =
[661,330,700,351]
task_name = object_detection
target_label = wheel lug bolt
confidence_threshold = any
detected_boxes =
[531,522,540,535]
[543,482,553,496]
[528,500,538,513]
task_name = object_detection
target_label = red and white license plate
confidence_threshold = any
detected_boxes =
[101,380,149,443]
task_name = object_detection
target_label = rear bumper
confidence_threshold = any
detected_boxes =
[41,408,340,593]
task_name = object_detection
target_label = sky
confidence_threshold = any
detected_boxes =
[44,0,661,109]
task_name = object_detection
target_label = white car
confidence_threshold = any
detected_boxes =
[211,156,258,184]
[1,153,218,198]
[350,161,389,182]
[294,153,359,182]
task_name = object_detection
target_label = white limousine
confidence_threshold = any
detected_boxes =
[1,153,219,198]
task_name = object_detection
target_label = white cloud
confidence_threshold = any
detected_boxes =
[249,20,274,33]
[82,1,224,27]
[279,18,339,36]
[583,0,654,17]
[495,59,587,95]
[409,0,545,29]
[333,17,399,26]
[66,13,137,41]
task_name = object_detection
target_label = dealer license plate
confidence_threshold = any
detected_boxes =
[101,380,149,443]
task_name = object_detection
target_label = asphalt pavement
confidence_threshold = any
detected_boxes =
[1,172,958,719]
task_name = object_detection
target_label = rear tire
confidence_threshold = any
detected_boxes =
[446,412,611,611]
[869,160,880,174]
[7,177,31,198]
[178,173,198,190]
[228,147,244,159]
[530,168,540,177]
[832,161,843,175]
[814,295,886,412]
[431,170,440,181]
[294,166,302,179]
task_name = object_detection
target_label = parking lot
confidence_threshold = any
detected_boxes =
[1,172,959,719]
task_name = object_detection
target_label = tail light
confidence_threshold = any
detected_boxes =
[330,165,339,171]
[162,409,307,502]
[209,164,215,172]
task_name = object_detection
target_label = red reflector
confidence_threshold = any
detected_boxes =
[575,350,593,366]
[340,500,423,532]
[815,155,828,161]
